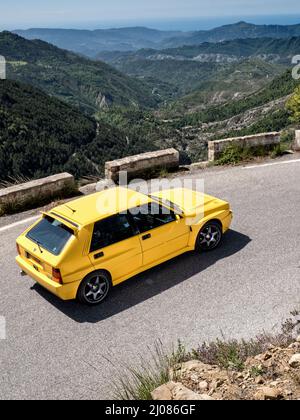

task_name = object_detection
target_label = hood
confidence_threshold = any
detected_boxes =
[150,188,229,217]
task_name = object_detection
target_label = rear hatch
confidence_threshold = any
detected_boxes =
[17,214,76,281]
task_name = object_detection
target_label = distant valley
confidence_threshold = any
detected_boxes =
[98,37,300,108]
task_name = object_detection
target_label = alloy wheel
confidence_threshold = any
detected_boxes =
[84,275,109,303]
[198,223,222,251]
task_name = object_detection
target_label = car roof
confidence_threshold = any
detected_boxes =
[49,187,151,227]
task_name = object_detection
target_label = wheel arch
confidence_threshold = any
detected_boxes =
[206,218,223,230]
[83,268,112,284]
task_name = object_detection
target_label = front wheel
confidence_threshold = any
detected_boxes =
[77,271,111,305]
[196,221,223,252]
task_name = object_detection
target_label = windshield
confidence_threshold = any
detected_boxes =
[149,195,184,215]
[26,215,74,256]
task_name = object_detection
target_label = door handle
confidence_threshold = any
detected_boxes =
[94,252,104,260]
[142,233,151,241]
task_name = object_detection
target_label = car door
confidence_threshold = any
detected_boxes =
[88,213,143,284]
[129,202,190,267]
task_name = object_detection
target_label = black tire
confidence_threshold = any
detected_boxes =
[77,271,111,305]
[196,221,223,252]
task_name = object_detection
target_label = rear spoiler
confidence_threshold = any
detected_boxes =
[41,212,80,233]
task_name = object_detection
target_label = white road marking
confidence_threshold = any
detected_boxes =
[243,159,300,170]
[0,216,39,233]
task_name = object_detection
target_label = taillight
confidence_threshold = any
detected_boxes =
[52,268,63,284]
[16,243,21,255]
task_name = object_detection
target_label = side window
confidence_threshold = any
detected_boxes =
[130,202,176,234]
[90,214,134,253]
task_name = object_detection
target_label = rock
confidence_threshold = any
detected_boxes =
[254,387,283,400]
[262,352,272,361]
[210,378,225,392]
[179,360,207,372]
[288,342,300,350]
[255,376,264,385]
[171,382,213,400]
[270,380,280,387]
[79,182,97,195]
[151,383,173,400]
[190,373,199,382]
[199,381,209,392]
[296,336,300,343]
[95,179,116,192]
[289,354,300,368]
[198,394,214,401]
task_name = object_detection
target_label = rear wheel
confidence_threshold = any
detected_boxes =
[196,221,223,252]
[77,271,111,305]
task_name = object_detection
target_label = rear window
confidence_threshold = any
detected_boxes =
[26,216,74,256]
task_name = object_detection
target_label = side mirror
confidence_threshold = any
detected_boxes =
[183,210,197,218]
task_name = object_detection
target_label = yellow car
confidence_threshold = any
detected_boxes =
[16,187,232,305]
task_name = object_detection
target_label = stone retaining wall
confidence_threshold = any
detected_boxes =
[293,130,300,152]
[105,148,180,181]
[208,132,281,161]
[0,173,76,211]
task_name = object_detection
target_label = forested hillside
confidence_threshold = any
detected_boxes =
[173,70,299,127]
[99,36,300,64]
[0,79,156,181]
[97,36,300,109]
[0,32,159,113]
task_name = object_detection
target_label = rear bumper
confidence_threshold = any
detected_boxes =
[16,256,79,300]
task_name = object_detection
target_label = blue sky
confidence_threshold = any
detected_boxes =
[0,0,300,29]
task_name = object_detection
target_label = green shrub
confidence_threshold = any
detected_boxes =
[216,140,290,166]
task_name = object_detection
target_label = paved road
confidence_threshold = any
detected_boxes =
[1,156,300,400]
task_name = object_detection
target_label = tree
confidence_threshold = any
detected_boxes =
[286,85,300,125]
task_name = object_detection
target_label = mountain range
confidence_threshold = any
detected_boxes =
[97,36,300,107]
[14,27,182,56]
[0,31,158,113]
[14,21,300,57]
[0,25,299,182]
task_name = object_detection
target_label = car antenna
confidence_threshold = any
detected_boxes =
[64,204,76,214]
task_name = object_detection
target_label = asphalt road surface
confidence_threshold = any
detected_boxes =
[1,156,300,400]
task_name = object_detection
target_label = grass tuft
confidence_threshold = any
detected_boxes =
[113,340,188,400]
